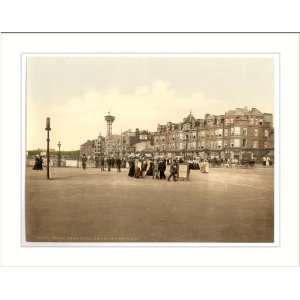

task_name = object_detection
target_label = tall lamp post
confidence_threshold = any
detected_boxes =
[45,117,51,179]
[57,141,61,167]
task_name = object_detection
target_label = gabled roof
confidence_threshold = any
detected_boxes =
[183,112,196,123]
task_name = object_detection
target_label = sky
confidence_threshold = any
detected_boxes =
[26,56,274,151]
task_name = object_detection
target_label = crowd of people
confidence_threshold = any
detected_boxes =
[262,156,273,167]
[81,154,126,172]
[80,155,181,181]
[127,158,179,181]
[32,152,272,177]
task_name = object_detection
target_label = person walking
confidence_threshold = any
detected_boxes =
[95,156,99,168]
[153,159,159,179]
[33,154,43,170]
[81,154,87,170]
[159,159,166,180]
[100,156,105,171]
[32,155,39,170]
[135,159,142,178]
[128,159,135,177]
[107,157,111,172]
[141,159,148,178]
[168,160,178,182]
[203,159,209,173]
[116,157,121,172]
[38,155,44,170]
[146,159,154,176]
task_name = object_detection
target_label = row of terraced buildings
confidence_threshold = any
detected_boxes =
[153,107,274,161]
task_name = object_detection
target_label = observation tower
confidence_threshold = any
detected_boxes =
[104,112,115,137]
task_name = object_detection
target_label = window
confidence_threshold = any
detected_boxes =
[234,127,240,136]
[264,141,268,148]
[224,129,228,137]
[231,128,234,136]
[215,129,222,137]
[242,139,246,147]
[234,139,240,147]
[264,129,269,137]
[254,129,259,137]
[253,141,258,148]
[242,128,247,136]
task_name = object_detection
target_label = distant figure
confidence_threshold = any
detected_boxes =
[107,157,111,172]
[128,159,135,177]
[153,159,159,179]
[141,160,148,177]
[121,158,126,168]
[38,155,44,170]
[158,159,166,180]
[100,157,105,171]
[111,157,115,168]
[135,160,142,178]
[168,160,178,182]
[202,159,209,173]
[224,158,230,168]
[116,157,121,172]
[81,154,87,170]
[33,154,43,170]
[146,160,154,176]
[95,156,99,168]
[262,156,266,166]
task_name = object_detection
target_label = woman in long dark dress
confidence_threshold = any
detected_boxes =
[146,160,154,176]
[128,160,135,177]
[38,156,43,170]
[158,159,166,179]
[33,155,39,170]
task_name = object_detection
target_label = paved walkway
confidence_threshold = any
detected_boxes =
[26,166,274,243]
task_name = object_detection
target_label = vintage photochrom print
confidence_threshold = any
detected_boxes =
[24,54,276,244]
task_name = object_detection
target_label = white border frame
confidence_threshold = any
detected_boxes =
[0,33,298,267]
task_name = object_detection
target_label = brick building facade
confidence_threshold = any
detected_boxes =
[154,107,274,161]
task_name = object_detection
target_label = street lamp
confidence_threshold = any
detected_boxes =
[45,117,51,179]
[57,141,61,167]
